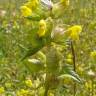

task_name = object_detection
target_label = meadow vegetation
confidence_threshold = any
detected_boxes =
[0,0,96,96]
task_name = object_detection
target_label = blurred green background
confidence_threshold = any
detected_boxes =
[0,0,96,96]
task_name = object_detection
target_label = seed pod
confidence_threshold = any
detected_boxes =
[46,46,61,74]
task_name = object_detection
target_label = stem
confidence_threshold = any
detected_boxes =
[44,85,49,96]
[91,1,95,20]
[71,41,76,96]
[71,41,76,72]
[91,79,94,96]
[44,73,50,96]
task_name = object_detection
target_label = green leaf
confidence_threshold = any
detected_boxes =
[26,15,41,21]
[25,59,44,73]
[60,64,82,83]
[58,74,81,83]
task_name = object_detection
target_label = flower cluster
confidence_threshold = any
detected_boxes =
[90,50,96,59]
[60,0,70,6]
[0,87,5,94]
[16,89,30,96]
[20,0,39,17]
[25,79,33,88]
[67,25,82,41]
[20,6,32,17]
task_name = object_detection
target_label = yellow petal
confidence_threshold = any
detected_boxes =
[20,6,32,17]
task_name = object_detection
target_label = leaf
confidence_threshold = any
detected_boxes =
[25,59,44,73]
[26,15,41,21]
[36,51,46,63]
[60,64,82,83]
[58,74,81,83]
[20,28,45,61]
[20,44,44,61]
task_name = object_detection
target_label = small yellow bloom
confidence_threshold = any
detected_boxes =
[60,0,70,6]
[20,6,32,17]
[25,0,39,9]
[25,79,33,87]
[37,19,47,37]
[90,51,96,59]
[67,53,72,59]
[0,87,5,94]
[48,92,54,96]
[77,66,84,75]
[67,25,82,40]
[66,53,73,65]
[85,81,92,90]
[16,89,29,96]
[66,58,73,64]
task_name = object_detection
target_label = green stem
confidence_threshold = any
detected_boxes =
[71,41,76,72]
[44,85,49,96]
[91,79,94,96]
[71,41,76,96]
[44,73,50,96]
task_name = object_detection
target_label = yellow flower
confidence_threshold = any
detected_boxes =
[0,87,5,94]
[77,66,84,75]
[90,51,96,59]
[66,58,73,64]
[85,81,92,90]
[39,19,46,28]
[48,92,54,96]
[16,89,29,96]
[25,79,33,87]
[25,0,39,9]
[20,6,32,17]
[67,25,82,40]
[60,0,70,6]
[37,19,47,37]
[67,53,72,59]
